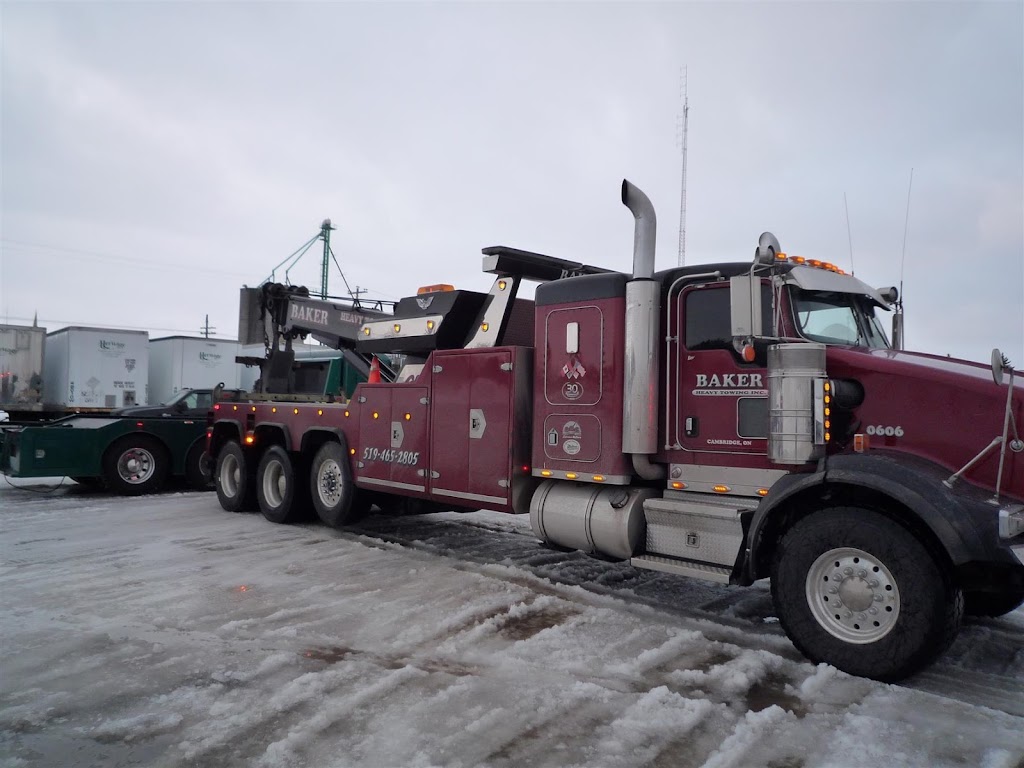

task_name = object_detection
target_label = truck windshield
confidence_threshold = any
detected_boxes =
[791,289,890,349]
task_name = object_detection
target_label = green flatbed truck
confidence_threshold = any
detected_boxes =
[1,415,210,494]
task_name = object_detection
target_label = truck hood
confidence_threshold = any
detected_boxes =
[825,346,1024,501]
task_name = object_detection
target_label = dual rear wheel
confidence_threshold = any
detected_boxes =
[214,438,370,527]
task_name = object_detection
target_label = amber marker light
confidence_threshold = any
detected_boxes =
[426,320,435,331]
[757,488,770,497]
[272,407,277,413]
[713,484,731,493]
[741,345,756,363]
[854,433,868,452]
[293,408,299,415]
[540,470,552,477]
[251,406,257,412]
[244,432,255,445]
[481,322,489,332]
[498,279,507,291]
[774,251,788,261]
[372,411,379,419]
[404,413,411,420]
[566,472,578,479]
[344,410,350,417]
[593,475,605,482]
[362,327,370,336]
[232,405,238,411]
[350,448,356,455]
[318,409,323,416]
[394,324,401,333]
[671,481,685,490]
[789,256,806,265]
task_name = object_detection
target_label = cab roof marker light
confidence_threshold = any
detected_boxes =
[774,251,788,261]
[789,255,806,265]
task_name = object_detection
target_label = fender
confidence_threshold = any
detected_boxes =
[744,451,1002,583]
[300,426,347,454]
[253,422,292,451]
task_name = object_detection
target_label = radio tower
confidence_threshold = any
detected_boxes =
[677,68,690,267]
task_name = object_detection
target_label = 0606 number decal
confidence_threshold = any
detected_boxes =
[865,425,904,437]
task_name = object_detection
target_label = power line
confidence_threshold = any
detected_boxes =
[1,238,255,280]
[2,315,209,335]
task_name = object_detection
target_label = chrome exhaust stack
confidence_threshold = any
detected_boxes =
[621,180,665,480]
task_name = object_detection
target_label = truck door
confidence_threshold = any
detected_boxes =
[675,282,770,459]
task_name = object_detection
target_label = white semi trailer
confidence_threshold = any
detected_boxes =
[148,336,244,405]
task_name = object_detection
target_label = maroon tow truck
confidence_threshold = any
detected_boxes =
[207,180,1023,682]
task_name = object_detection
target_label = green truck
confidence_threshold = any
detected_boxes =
[0,388,239,494]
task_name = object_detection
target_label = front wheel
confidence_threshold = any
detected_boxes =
[185,442,213,490]
[102,435,168,495]
[771,508,963,682]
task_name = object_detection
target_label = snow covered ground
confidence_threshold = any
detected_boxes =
[1,480,1022,768]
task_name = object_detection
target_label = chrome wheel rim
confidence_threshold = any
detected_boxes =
[117,448,155,485]
[317,459,343,506]
[263,458,286,507]
[806,547,900,644]
[221,453,240,497]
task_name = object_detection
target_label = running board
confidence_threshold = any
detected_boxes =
[630,554,732,584]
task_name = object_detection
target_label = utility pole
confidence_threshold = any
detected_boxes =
[677,67,690,267]
[200,315,216,339]
[351,285,368,306]
[319,218,336,299]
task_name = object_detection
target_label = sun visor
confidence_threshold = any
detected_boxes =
[784,266,892,309]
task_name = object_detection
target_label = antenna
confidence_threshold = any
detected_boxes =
[677,67,690,267]
[900,168,914,296]
[843,192,855,276]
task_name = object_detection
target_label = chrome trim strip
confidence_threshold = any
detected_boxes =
[432,488,507,504]
[358,477,426,492]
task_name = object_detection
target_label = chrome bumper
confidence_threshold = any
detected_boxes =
[1000,505,1024,565]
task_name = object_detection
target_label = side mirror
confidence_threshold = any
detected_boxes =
[730,274,763,338]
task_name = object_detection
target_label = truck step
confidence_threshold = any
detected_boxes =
[630,554,732,584]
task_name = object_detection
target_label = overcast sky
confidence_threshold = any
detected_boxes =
[1,1,1021,364]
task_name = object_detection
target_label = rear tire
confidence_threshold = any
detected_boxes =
[256,445,306,524]
[102,435,168,496]
[965,589,1024,617]
[771,507,963,682]
[215,440,256,512]
[310,440,367,527]
[185,442,213,490]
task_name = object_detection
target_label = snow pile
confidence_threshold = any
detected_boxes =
[1,484,1022,767]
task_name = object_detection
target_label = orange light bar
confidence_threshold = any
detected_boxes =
[417,283,455,295]
[775,251,788,261]
[809,259,822,268]
[789,256,806,265]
